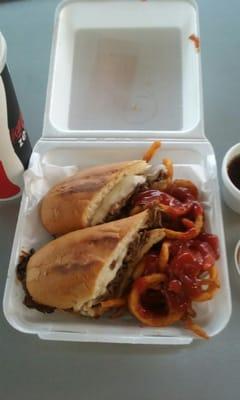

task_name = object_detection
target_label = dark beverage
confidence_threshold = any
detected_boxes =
[228,155,240,191]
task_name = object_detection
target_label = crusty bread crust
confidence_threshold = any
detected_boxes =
[27,211,149,311]
[40,160,148,236]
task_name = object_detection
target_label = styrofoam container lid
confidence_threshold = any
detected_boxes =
[43,0,204,139]
[0,32,7,74]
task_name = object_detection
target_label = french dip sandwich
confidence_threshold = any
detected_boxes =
[40,160,167,236]
[18,210,165,316]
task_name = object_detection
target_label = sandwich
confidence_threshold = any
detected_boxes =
[17,210,165,316]
[40,160,167,236]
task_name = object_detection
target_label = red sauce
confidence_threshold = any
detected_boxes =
[166,185,197,201]
[168,279,182,294]
[166,290,189,313]
[143,252,159,275]
[198,233,220,259]
[135,281,169,319]
[192,202,203,216]
[140,288,169,316]
[133,190,193,218]
[135,277,148,293]
[132,189,203,219]
[131,181,219,320]
[167,236,219,302]
[137,234,219,317]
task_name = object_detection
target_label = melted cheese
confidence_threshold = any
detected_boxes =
[92,175,146,225]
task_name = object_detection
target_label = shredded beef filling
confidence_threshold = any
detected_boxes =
[139,168,168,191]
[96,230,150,305]
[104,170,167,223]
[104,191,134,222]
[89,207,163,312]
[16,249,55,314]
[147,207,162,228]
[106,208,162,299]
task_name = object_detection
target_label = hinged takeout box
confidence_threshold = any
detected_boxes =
[3,0,231,344]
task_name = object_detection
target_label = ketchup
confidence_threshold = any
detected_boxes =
[132,189,203,219]
[198,233,220,259]
[140,234,219,317]
[143,252,159,275]
[140,288,169,316]
[167,235,219,301]
[133,190,193,218]
[167,185,198,201]
[131,181,219,320]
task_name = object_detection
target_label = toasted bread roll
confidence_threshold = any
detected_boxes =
[40,160,149,236]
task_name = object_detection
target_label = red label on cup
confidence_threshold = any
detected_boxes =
[1,66,32,169]
[10,113,26,147]
[0,160,20,199]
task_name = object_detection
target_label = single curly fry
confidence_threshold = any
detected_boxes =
[170,179,199,199]
[164,214,204,240]
[143,141,161,162]
[193,288,215,302]
[159,241,170,272]
[184,319,209,339]
[182,218,195,228]
[163,158,173,180]
[210,265,220,285]
[151,178,171,191]
[128,274,183,327]
[194,213,204,232]
[193,265,220,302]
[100,298,127,310]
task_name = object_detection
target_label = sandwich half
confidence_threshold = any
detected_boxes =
[40,160,166,236]
[18,210,165,316]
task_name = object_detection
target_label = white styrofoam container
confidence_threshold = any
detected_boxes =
[3,0,232,344]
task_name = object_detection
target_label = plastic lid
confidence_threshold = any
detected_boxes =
[0,32,7,74]
[43,0,204,139]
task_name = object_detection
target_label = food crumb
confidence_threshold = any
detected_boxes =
[189,34,200,52]
[131,104,139,111]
